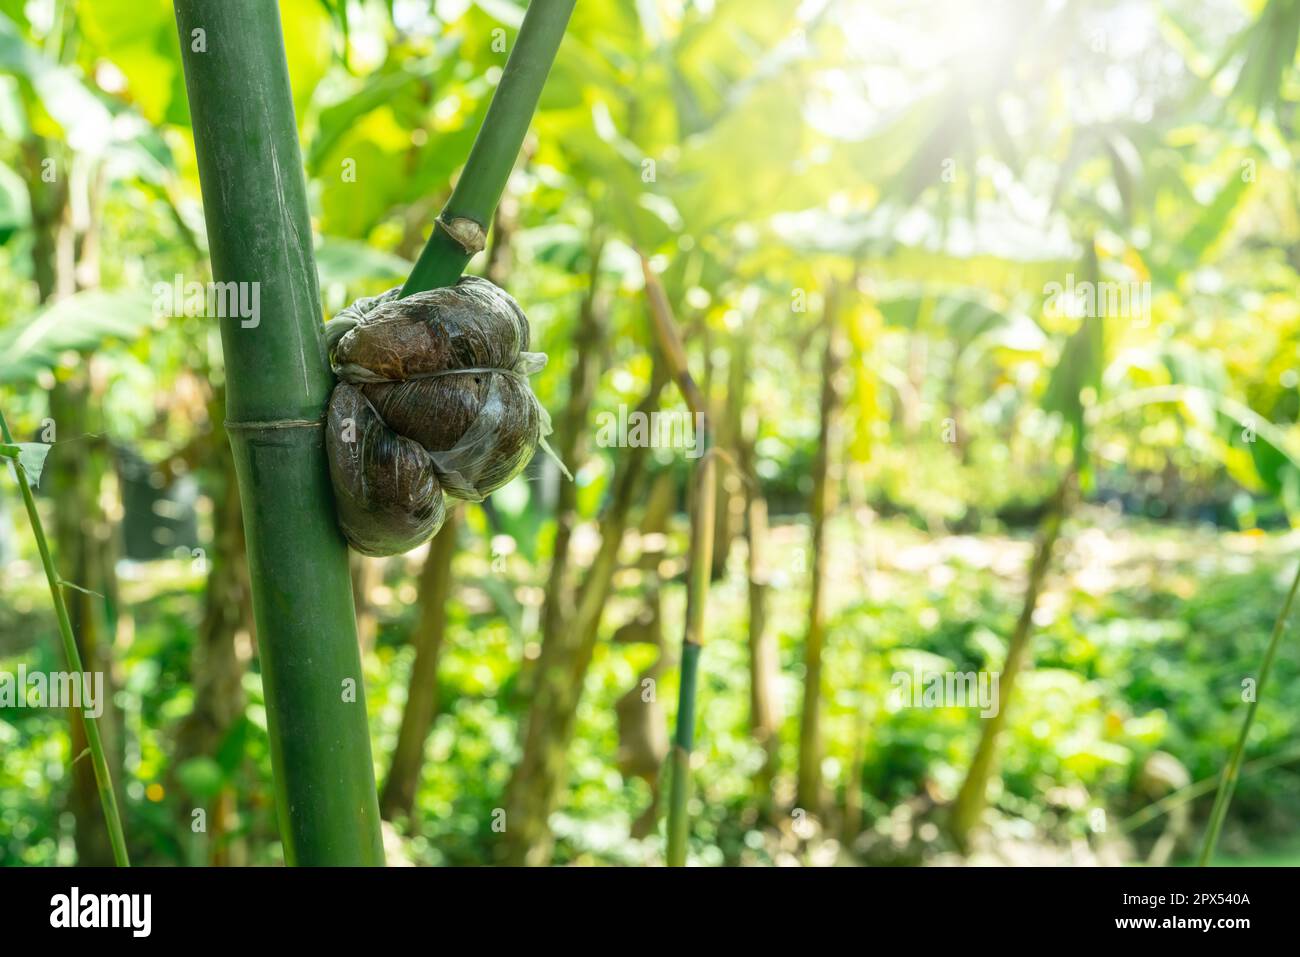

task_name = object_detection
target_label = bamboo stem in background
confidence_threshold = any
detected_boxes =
[533,226,606,690]
[666,462,715,865]
[172,422,251,867]
[1197,560,1300,865]
[950,471,1074,850]
[842,462,877,846]
[796,284,843,817]
[350,555,380,653]
[402,0,576,295]
[642,259,715,866]
[381,511,461,821]
[174,0,383,865]
[47,372,123,865]
[736,334,779,810]
[711,329,747,578]
[745,446,780,810]
[500,373,665,865]
[0,410,129,866]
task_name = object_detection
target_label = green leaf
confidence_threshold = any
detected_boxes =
[1089,385,1300,503]
[1041,312,1104,460]
[176,757,225,801]
[57,578,104,599]
[0,160,28,245]
[0,12,113,148]
[1181,173,1251,264]
[76,0,180,124]
[0,290,158,386]
[316,236,412,289]
[474,0,526,28]
[215,715,254,775]
[316,0,350,67]
[1041,243,1106,466]
[305,52,448,174]
[1103,131,1142,226]
[1224,0,1300,121]
[281,0,334,122]
[1,441,50,487]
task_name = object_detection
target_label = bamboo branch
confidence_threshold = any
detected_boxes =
[0,409,128,866]
[401,0,576,295]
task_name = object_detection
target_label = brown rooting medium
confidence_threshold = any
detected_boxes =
[327,383,446,557]
[325,276,549,556]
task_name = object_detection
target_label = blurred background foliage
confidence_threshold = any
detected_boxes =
[2,0,1300,866]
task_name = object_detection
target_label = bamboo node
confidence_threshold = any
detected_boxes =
[436,215,488,256]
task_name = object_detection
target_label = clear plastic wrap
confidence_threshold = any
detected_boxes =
[324,276,554,556]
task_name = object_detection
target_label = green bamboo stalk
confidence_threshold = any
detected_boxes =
[1197,559,1300,866]
[173,0,383,865]
[642,259,715,866]
[402,0,576,295]
[0,410,129,866]
[667,459,716,865]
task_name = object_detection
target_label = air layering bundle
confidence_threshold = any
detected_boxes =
[325,276,563,556]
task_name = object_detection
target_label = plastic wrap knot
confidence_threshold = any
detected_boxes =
[324,276,561,556]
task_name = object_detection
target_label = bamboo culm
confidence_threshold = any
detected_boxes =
[174,0,384,865]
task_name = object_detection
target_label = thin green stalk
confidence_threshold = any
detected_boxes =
[1121,744,1300,835]
[666,454,716,866]
[402,0,575,295]
[1197,559,1300,866]
[0,409,128,866]
[174,0,383,865]
[642,258,715,866]
[667,641,702,863]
